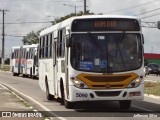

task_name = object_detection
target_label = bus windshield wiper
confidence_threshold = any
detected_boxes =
[114,31,126,70]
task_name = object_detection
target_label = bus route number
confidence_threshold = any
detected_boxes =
[76,93,88,98]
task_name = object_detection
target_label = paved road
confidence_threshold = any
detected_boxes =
[145,74,160,82]
[0,72,160,120]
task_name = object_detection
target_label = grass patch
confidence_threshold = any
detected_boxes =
[0,64,10,71]
[145,82,160,96]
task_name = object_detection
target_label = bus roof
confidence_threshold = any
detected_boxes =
[22,44,38,48]
[40,15,139,36]
[11,44,38,50]
[12,46,21,49]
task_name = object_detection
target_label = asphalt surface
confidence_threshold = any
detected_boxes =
[0,81,44,120]
[0,71,159,120]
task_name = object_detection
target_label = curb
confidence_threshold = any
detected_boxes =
[144,80,160,100]
[144,94,160,100]
[0,83,42,112]
[0,70,11,73]
[0,83,66,120]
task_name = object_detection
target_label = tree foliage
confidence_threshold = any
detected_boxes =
[22,31,39,45]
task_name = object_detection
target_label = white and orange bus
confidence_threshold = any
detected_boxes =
[11,44,39,78]
[10,46,23,76]
[39,15,144,109]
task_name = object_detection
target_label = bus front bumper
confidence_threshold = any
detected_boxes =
[68,83,144,102]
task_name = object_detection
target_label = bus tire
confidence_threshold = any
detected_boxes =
[31,75,34,79]
[22,74,26,77]
[30,68,32,78]
[46,80,54,100]
[64,99,73,109]
[12,67,16,76]
[13,72,16,76]
[119,100,131,109]
[60,81,73,109]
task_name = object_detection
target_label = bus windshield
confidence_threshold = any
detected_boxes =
[71,33,142,73]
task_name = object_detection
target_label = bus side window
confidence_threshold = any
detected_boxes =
[14,50,16,59]
[62,29,66,57]
[53,40,57,65]
[26,51,29,59]
[31,48,33,59]
[11,52,14,59]
[15,50,18,59]
[51,34,53,58]
[39,38,41,59]
[23,49,25,59]
[49,33,53,58]
[29,48,31,59]
[57,30,62,58]
[57,29,65,58]
[48,34,50,58]
[42,36,45,58]
[45,35,49,58]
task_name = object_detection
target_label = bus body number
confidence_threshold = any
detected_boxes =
[76,93,88,98]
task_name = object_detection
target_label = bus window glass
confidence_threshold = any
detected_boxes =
[45,35,49,58]
[42,36,45,58]
[48,35,50,58]
[71,33,142,72]
[39,38,41,59]
[50,34,52,58]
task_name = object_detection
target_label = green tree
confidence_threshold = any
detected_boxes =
[22,31,39,45]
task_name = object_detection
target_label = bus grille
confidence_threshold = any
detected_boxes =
[85,75,131,82]
[95,91,121,97]
[76,73,138,89]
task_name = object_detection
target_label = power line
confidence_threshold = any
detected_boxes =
[0,21,53,24]
[140,12,160,19]
[135,7,160,16]
[103,0,160,14]
[5,35,24,37]
[0,0,71,2]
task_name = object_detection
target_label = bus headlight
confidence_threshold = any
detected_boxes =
[70,77,89,89]
[127,78,141,88]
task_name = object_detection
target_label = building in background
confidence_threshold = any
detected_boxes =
[144,53,160,66]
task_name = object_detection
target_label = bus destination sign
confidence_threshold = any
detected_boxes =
[71,18,140,32]
[94,21,117,28]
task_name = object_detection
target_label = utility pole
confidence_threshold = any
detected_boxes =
[75,6,76,14]
[63,4,82,15]
[84,0,86,14]
[0,9,9,68]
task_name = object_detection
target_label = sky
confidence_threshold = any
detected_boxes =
[0,0,160,58]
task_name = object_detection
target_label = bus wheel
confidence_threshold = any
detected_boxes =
[13,72,16,76]
[61,84,73,109]
[46,81,54,100]
[12,67,16,76]
[22,74,26,77]
[119,100,131,109]
[30,68,32,78]
[64,99,73,109]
